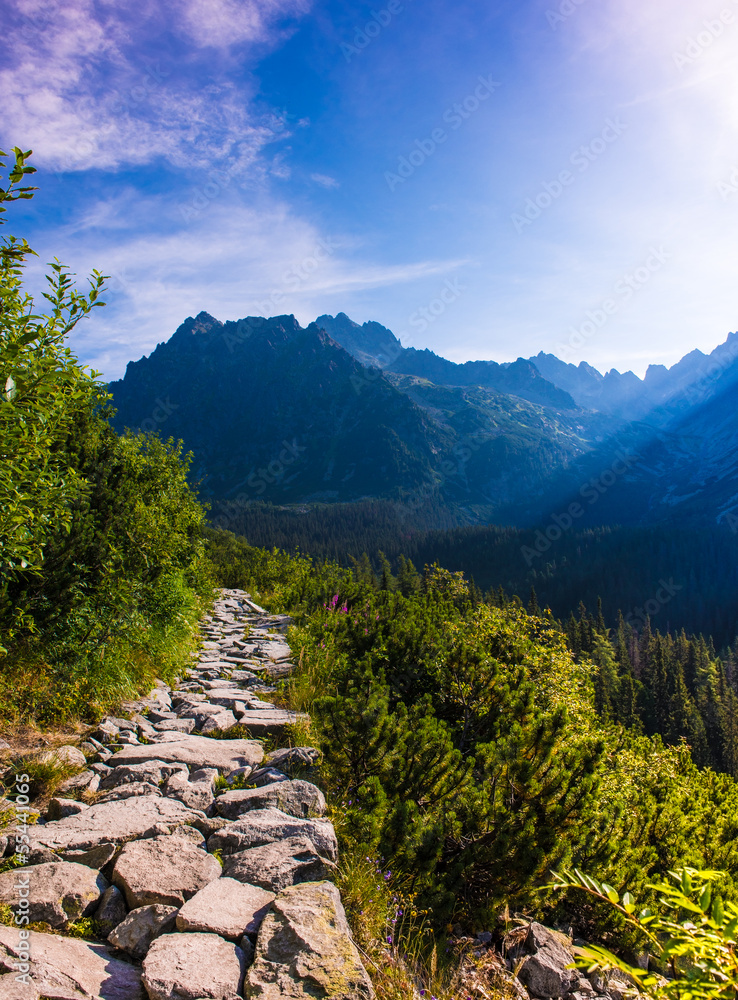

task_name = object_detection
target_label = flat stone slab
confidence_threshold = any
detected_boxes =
[208,808,338,862]
[217,780,326,820]
[162,768,217,812]
[0,862,108,928]
[112,835,222,908]
[223,837,337,893]
[235,711,306,739]
[142,932,245,1000]
[176,877,274,941]
[31,796,206,852]
[111,734,263,773]
[100,760,188,790]
[108,904,179,959]
[247,881,374,999]
[0,925,144,999]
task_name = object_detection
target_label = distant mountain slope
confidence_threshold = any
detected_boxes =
[316,312,577,410]
[109,312,444,503]
[530,332,738,419]
[109,312,603,513]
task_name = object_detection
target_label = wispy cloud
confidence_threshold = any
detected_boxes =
[0,0,311,173]
[33,191,467,378]
[310,173,340,189]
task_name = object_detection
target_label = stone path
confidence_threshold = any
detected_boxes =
[0,589,374,1000]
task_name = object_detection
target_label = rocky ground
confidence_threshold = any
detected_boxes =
[0,589,640,1000]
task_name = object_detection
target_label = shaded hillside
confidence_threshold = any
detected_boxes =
[110,312,445,503]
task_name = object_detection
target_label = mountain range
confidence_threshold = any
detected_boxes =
[109,310,738,532]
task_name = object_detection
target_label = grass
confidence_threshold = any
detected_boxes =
[336,848,484,1000]
[8,754,84,802]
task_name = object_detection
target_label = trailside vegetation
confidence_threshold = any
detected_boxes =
[206,529,738,944]
[0,148,212,724]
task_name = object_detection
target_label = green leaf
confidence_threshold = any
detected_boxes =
[699,883,712,914]
[712,895,724,925]
[601,883,619,904]
[681,870,693,896]
[622,892,636,914]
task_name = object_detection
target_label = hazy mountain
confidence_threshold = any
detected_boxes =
[316,312,577,411]
[529,332,738,420]
[109,311,738,531]
[109,312,606,516]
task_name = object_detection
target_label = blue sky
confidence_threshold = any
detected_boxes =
[2,0,737,379]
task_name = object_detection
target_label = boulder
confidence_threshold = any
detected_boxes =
[176,877,274,941]
[217,780,326,820]
[223,837,337,893]
[200,710,238,733]
[99,759,188,790]
[37,745,87,769]
[57,769,98,795]
[154,718,196,734]
[97,781,163,803]
[247,881,374,999]
[108,904,179,959]
[208,808,338,861]
[95,884,128,935]
[247,766,291,786]
[0,862,107,928]
[163,768,217,812]
[112,835,221,907]
[142,932,245,1000]
[46,798,89,821]
[0,925,144,999]
[30,796,206,852]
[110,734,263,773]
[62,842,117,870]
[236,711,305,739]
[513,922,578,998]
[266,746,320,775]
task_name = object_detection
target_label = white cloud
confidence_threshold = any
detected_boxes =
[175,0,312,48]
[29,191,467,379]
[0,0,311,173]
[310,173,340,189]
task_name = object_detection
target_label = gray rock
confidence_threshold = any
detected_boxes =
[154,718,197,734]
[30,795,207,853]
[217,780,326,820]
[110,734,263,773]
[62,841,118,870]
[57,769,98,795]
[236,710,305,739]
[266,746,320,775]
[514,923,578,998]
[46,798,89,821]
[208,808,338,861]
[222,837,337,893]
[35,745,87,769]
[200,710,238,734]
[100,759,188,790]
[0,862,108,928]
[0,925,144,999]
[97,781,164,803]
[105,715,137,731]
[167,825,207,848]
[109,904,179,959]
[163,768,217,812]
[112,835,221,907]
[246,767,290,787]
[142,932,245,1000]
[148,707,180,723]
[95,884,128,935]
[176,877,274,941]
[247,881,374,999]
[90,721,120,742]
[90,761,113,774]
